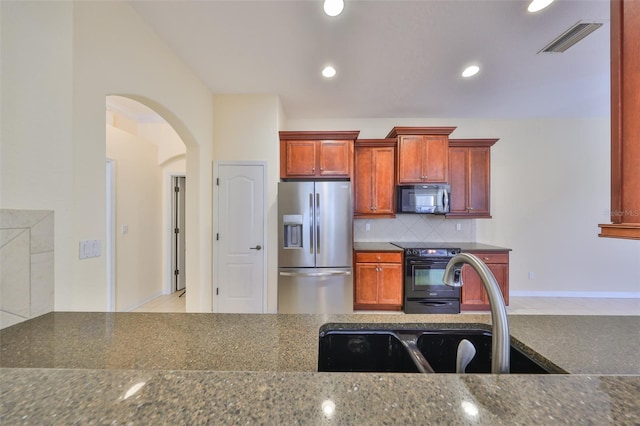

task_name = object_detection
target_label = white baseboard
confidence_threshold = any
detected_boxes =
[124,291,165,312]
[510,290,640,299]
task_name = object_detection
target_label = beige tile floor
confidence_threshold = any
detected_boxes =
[135,291,640,316]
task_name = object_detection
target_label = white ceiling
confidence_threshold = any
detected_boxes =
[128,0,610,120]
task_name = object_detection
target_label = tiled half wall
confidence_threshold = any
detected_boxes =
[1,209,54,329]
[354,214,476,243]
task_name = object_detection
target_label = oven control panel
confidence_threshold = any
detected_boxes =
[405,248,461,258]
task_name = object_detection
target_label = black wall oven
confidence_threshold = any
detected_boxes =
[392,243,462,314]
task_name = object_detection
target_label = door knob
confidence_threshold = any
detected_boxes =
[250,245,262,251]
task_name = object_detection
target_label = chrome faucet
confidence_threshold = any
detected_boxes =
[443,253,510,374]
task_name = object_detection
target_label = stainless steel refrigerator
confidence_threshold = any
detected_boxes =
[277,181,353,314]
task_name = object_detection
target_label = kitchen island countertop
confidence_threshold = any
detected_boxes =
[1,312,638,424]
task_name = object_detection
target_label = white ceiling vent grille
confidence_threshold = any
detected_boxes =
[538,21,603,53]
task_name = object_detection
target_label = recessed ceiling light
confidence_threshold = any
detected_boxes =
[461,65,480,78]
[324,0,344,17]
[528,0,554,13]
[322,66,337,78]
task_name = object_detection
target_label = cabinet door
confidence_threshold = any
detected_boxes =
[319,140,351,177]
[355,146,396,217]
[282,141,317,177]
[463,263,509,306]
[461,264,487,306]
[487,263,509,306]
[397,135,425,184]
[460,252,509,310]
[447,145,491,218]
[467,147,490,216]
[378,263,403,305]
[354,147,374,215]
[448,147,469,215]
[354,263,379,305]
[423,135,449,183]
[373,147,396,214]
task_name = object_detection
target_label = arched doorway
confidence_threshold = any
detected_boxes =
[105,95,187,312]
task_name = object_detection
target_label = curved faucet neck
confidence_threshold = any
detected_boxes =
[444,253,510,374]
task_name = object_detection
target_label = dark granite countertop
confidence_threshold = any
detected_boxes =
[456,242,512,252]
[354,242,403,252]
[2,368,637,425]
[1,313,638,424]
[354,241,511,252]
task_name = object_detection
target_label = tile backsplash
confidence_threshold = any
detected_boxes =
[1,209,54,329]
[354,215,476,243]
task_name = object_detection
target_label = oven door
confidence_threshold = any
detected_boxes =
[405,258,461,299]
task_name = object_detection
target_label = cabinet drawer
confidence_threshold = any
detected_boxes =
[355,252,402,263]
[466,251,509,264]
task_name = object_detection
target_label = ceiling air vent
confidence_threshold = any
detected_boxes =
[538,21,603,53]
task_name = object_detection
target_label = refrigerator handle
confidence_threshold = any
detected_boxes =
[316,193,321,254]
[279,270,352,277]
[309,193,314,254]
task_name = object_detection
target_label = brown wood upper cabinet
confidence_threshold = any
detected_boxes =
[387,127,456,184]
[279,131,359,179]
[447,139,498,219]
[354,139,396,218]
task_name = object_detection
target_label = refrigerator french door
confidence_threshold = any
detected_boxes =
[278,181,353,314]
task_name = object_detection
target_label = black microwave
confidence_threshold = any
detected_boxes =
[397,185,450,214]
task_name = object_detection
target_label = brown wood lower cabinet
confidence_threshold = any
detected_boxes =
[460,251,509,311]
[354,251,403,311]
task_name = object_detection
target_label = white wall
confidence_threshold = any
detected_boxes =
[138,122,187,166]
[1,2,75,308]
[474,118,640,296]
[1,2,214,312]
[286,117,640,297]
[212,94,281,312]
[106,126,163,310]
[72,1,214,312]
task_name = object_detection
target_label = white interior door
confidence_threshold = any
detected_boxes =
[215,163,266,313]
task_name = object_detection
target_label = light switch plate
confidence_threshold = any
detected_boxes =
[79,240,102,259]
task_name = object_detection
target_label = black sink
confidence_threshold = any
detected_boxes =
[318,330,420,373]
[318,324,566,374]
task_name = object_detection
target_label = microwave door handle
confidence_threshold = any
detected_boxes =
[443,188,449,212]
[309,193,314,254]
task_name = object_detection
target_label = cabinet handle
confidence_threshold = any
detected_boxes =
[467,207,475,211]
[484,257,490,261]
[311,167,315,172]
